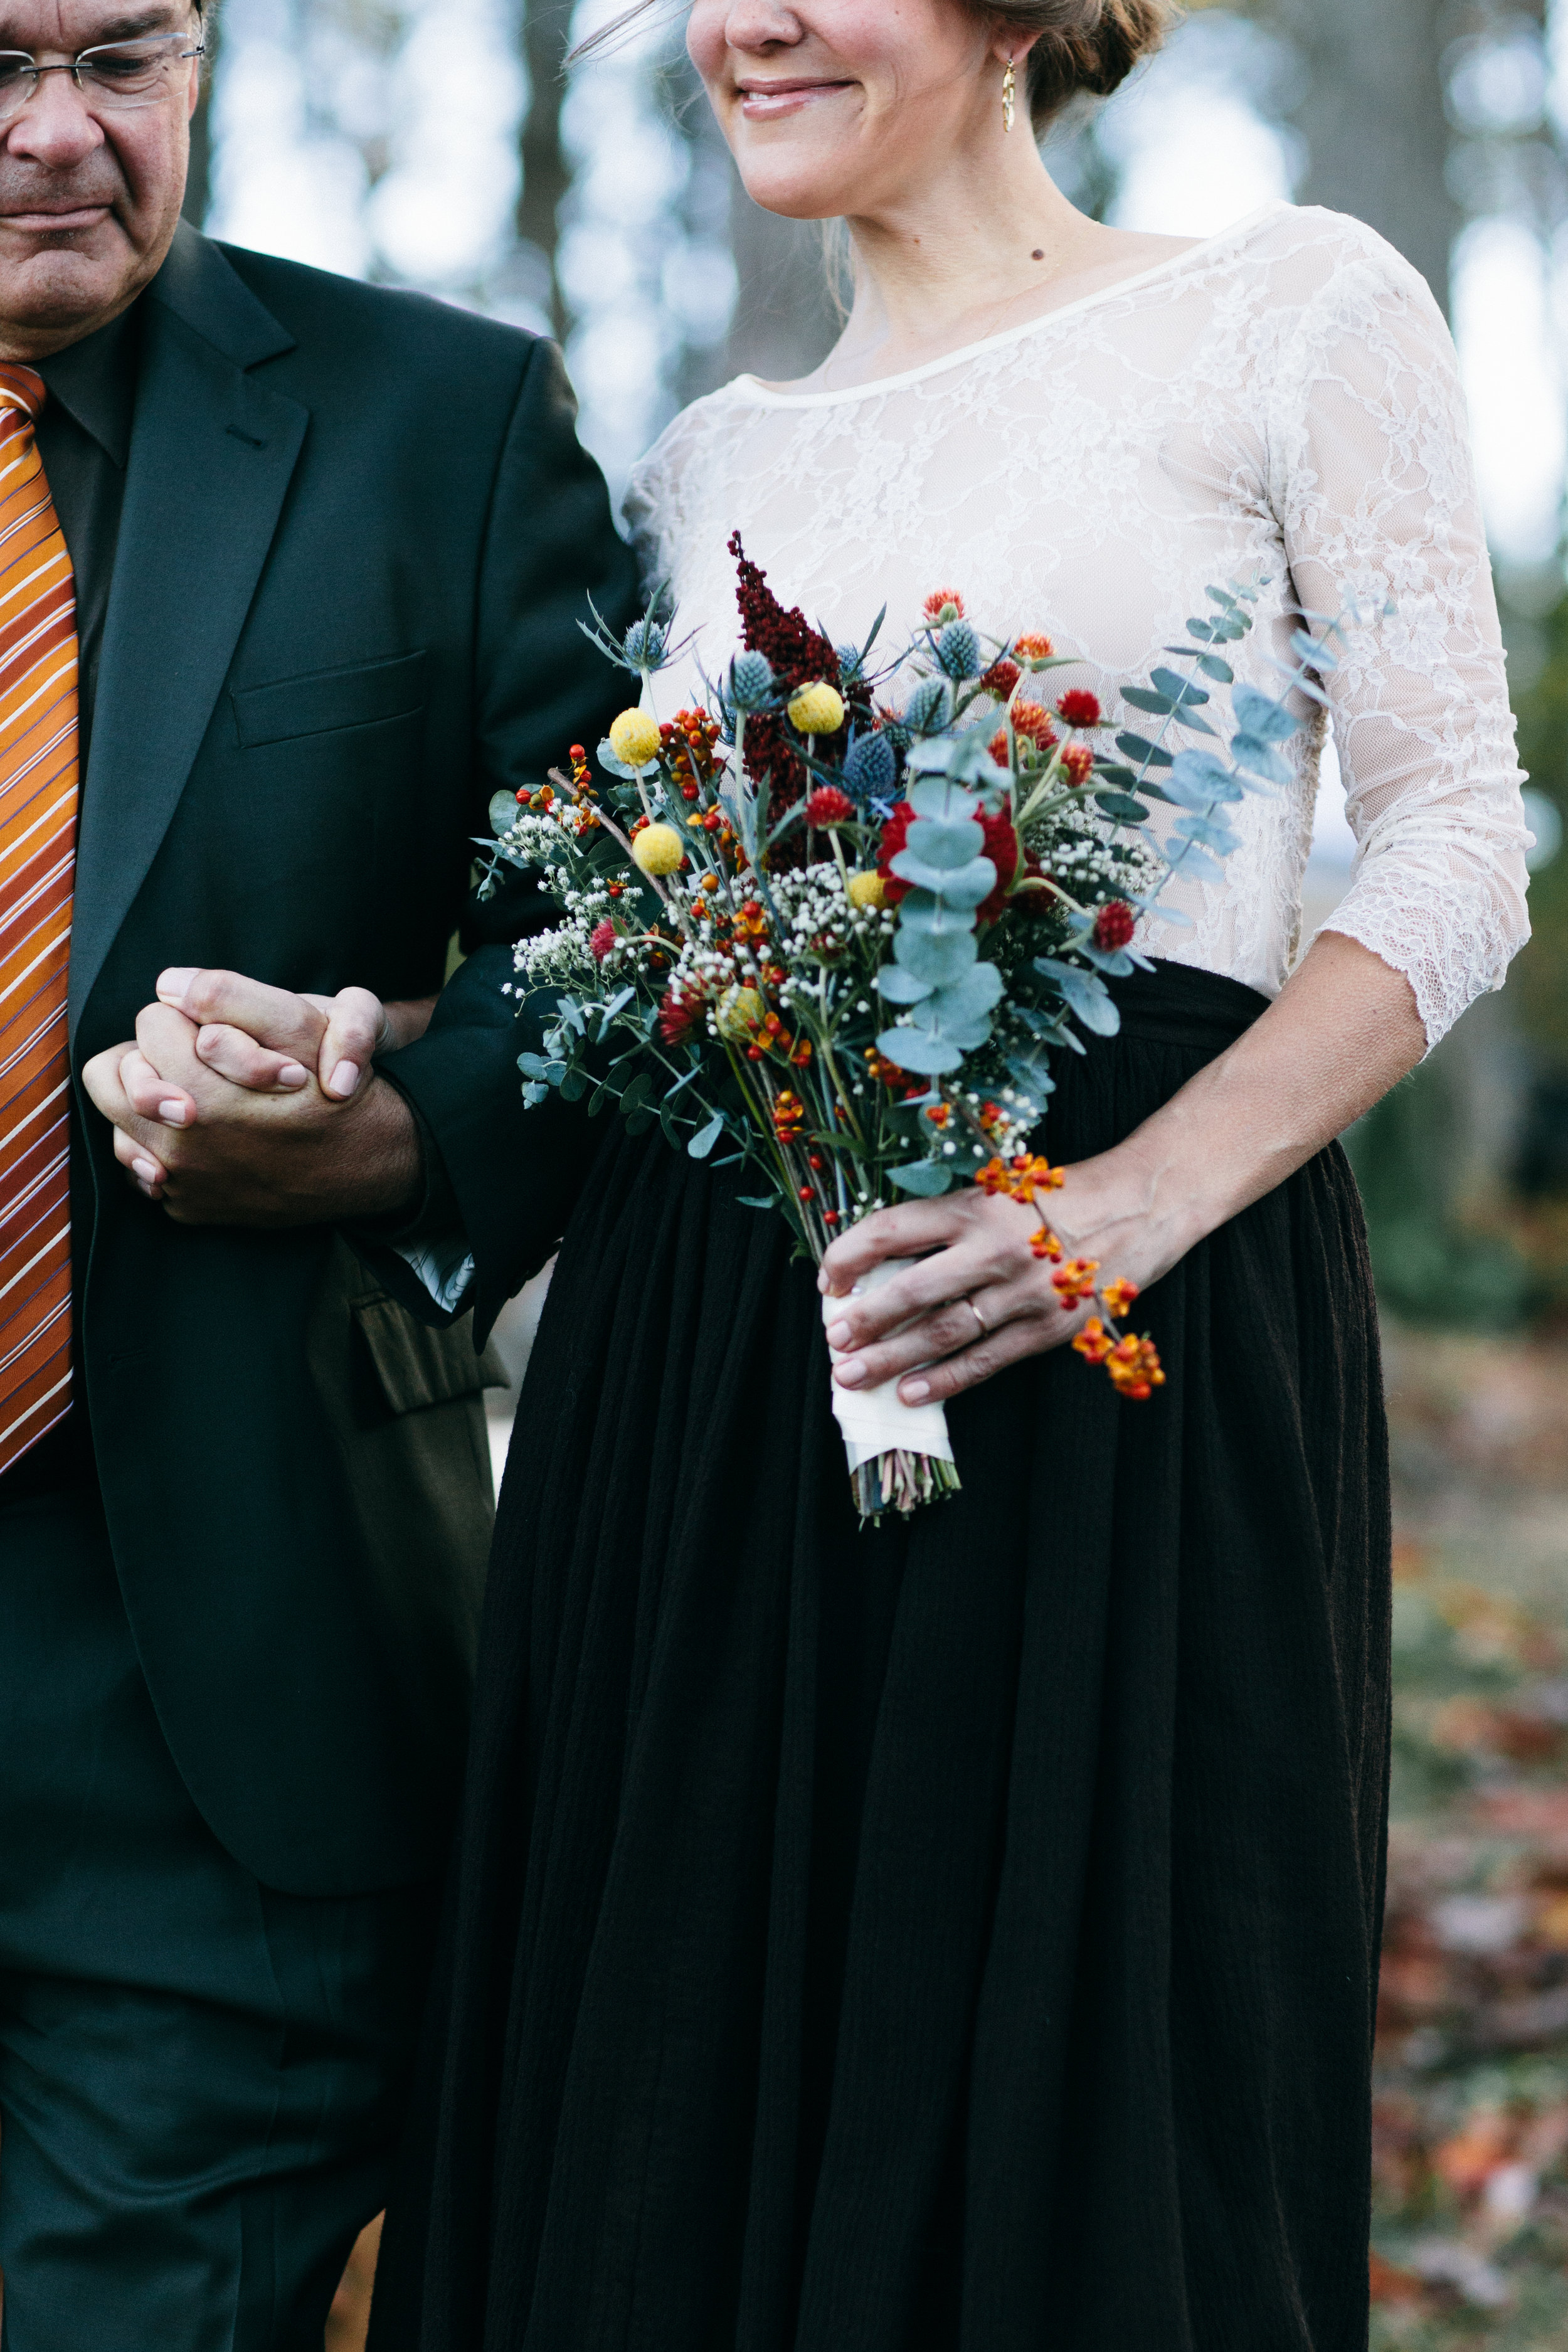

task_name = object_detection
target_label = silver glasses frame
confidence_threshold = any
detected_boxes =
[0,34,205,119]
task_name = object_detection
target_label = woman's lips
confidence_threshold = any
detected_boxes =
[738,80,855,121]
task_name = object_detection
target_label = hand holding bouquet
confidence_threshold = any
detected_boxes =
[487,543,1347,1520]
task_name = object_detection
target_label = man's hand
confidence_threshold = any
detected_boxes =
[82,970,436,1227]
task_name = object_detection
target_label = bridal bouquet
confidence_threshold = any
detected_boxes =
[486,539,1337,1520]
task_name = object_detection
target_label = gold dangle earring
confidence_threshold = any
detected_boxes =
[1002,58,1017,134]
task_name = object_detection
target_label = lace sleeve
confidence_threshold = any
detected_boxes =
[623,422,686,601]
[1269,225,1530,1046]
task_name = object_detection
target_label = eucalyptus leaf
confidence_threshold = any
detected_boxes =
[620,1069,653,1115]
[625,1108,657,1138]
[517,1051,551,1078]
[687,1110,725,1160]
[906,771,976,817]
[877,965,934,1004]
[1122,687,1175,717]
[905,814,984,867]
[560,1067,590,1103]
[1167,842,1224,884]
[1230,733,1293,787]
[737,1194,778,1210]
[489,789,522,836]
[897,891,980,938]
[1094,792,1150,822]
[1174,813,1241,854]
[1150,667,1209,706]
[1116,732,1173,768]
[874,1027,965,1075]
[890,850,995,904]
[1232,683,1298,743]
[1034,958,1121,1036]
[1195,654,1235,683]
[521,1081,550,1107]
[891,1160,956,1197]
[893,924,977,984]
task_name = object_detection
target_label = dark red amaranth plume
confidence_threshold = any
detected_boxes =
[728,533,869,855]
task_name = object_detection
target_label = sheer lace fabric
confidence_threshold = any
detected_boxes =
[625,203,1529,1047]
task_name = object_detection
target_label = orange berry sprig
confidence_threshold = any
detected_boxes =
[973,1153,1163,1401]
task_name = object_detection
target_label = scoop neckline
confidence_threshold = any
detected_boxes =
[726,199,1291,409]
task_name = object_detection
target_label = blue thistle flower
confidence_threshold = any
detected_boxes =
[623,617,669,669]
[936,619,980,680]
[903,677,949,732]
[728,648,775,710]
[843,729,896,805]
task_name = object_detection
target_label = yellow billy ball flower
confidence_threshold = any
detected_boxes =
[631,822,684,877]
[787,681,845,736]
[714,985,765,1043]
[847,870,887,910]
[608,707,662,768]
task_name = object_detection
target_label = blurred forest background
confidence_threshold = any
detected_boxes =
[186,5,1568,2348]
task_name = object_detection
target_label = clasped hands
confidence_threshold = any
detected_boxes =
[85,969,1174,1402]
[82,972,437,1227]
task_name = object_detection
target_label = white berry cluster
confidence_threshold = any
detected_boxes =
[770,861,896,967]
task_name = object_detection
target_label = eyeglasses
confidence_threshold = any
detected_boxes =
[0,34,204,122]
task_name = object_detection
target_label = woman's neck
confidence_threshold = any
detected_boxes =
[783,151,1196,395]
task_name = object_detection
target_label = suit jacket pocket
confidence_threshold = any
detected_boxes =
[231,650,427,749]
[352,1291,507,1417]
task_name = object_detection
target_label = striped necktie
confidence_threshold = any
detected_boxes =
[0,364,78,1476]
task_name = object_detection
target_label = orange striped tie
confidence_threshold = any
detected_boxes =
[0,364,78,1476]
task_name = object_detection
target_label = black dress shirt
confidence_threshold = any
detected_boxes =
[1,300,142,1506]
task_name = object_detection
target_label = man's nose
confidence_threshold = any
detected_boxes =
[3,70,105,171]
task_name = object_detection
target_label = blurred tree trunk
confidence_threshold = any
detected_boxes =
[1269,0,1458,311]
[518,0,573,339]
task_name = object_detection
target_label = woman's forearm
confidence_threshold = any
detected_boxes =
[1056,932,1428,1281]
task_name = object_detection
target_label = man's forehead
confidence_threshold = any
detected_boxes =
[0,0,195,48]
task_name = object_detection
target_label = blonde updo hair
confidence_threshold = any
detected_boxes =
[983,1,1180,128]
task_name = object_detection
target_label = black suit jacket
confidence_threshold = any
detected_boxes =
[70,223,635,1897]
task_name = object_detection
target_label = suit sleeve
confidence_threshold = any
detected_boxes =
[370,337,639,1341]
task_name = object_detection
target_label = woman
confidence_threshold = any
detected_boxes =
[373,4,1529,2345]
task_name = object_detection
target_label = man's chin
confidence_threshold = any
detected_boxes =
[0,241,139,344]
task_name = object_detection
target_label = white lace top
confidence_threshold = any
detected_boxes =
[624,201,1529,1047]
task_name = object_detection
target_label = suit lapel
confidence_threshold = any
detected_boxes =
[70,230,307,1035]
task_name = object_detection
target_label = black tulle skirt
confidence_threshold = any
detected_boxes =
[370,963,1392,2352]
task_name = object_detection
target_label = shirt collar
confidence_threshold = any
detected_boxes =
[36,298,140,469]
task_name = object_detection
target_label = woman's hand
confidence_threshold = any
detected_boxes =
[817,1152,1187,1407]
[818,933,1429,1409]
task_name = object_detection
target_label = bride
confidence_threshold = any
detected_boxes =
[373,3,1529,2344]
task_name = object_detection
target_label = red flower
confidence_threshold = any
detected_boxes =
[922,588,966,622]
[657,982,702,1044]
[805,786,856,828]
[979,657,1020,701]
[1010,701,1060,753]
[1093,900,1136,951]
[877,800,1019,924]
[1057,689,1103,729]
[1061,742,1096,787]
[589,919,619,963]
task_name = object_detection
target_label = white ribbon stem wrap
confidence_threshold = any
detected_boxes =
[822,1256,956,1475]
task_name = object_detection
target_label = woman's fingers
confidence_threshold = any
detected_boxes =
[830,1275,1060,1394]
[194,1024,310,1092]
[819,1199,963,1295]
[117,1042,198,1131]
[111,1112,169,1197]
[315,987,391,1101]
[895,1308,1060,1406]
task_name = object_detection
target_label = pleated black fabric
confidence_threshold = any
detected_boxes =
[370,962,1392,2352]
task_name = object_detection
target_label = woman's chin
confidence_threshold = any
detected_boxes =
[733,155,859,225]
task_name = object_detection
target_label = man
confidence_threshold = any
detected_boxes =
[0,0,635,2342]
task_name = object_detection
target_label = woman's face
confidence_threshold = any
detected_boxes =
[687,1,1015,221]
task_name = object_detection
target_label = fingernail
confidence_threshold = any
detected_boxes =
[156,967,198,1001]
[817,1269,830,1293]
[132,1156,158,1182]
[901,1379,931,1404]
[327,1060,359,1100]
[278,1062,309,1089]
[158,1100,188,1126]
[835,1358,866,1388]
[825,1320,852,1349]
